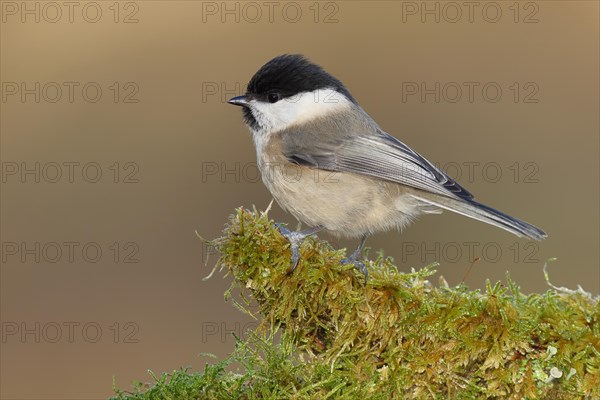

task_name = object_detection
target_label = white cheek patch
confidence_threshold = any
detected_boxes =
[250,88,352,133]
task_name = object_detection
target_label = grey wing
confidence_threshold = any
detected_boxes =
[284,128,473,201]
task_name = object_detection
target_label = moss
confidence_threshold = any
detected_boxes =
[112,207,599,399]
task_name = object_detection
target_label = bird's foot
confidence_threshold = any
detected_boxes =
[341,235,369,281]
[276,223,322,273]
[341,250,369,281]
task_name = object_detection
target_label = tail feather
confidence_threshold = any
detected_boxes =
[413,195,547,241]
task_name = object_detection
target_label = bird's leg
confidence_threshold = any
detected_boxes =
[276,223,324,273]
[341,235,369,280]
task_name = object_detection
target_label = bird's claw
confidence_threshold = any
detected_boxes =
[275,223,293,237]
[276,223,321,274]
[341,251,369,282]
[276,223,368,280]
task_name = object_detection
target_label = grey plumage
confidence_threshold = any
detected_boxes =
[228,54,546,274]
[268,105,546,240]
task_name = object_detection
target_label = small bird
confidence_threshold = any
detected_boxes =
[228,54,546,278]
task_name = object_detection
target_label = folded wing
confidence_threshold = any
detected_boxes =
[285,128,473,201]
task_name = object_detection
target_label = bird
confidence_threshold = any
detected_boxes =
[227,54,546,279]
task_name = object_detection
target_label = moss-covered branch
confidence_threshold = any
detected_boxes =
[112,208,599,399]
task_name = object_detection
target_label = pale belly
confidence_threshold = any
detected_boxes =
[258,159,424,238]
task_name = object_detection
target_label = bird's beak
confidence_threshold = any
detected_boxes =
[227,95,248,106]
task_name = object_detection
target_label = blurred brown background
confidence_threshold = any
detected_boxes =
[1,1,598,398]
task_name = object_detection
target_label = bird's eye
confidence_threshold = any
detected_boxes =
[267,93,281,103]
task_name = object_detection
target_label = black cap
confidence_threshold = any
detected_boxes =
[245,54,356,103]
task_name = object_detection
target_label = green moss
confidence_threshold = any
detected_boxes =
[112,207,599,399]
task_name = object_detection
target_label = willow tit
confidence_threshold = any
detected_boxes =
[228,54,546,278]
